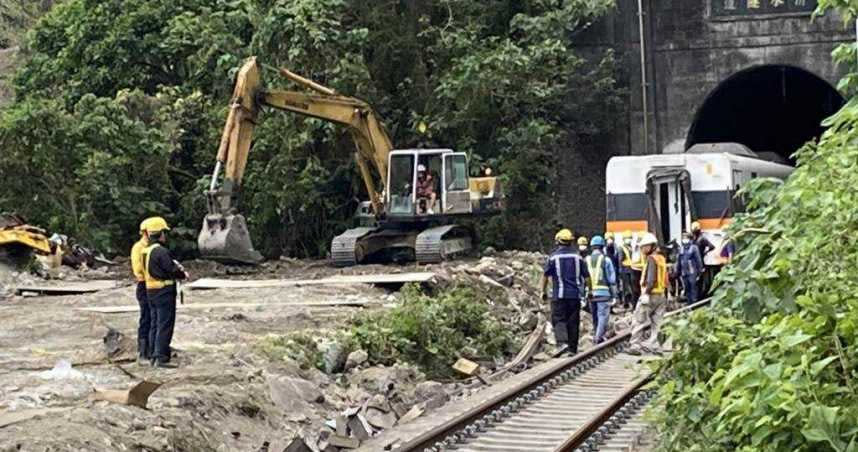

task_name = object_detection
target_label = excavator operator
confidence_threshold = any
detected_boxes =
[416,164,437,214]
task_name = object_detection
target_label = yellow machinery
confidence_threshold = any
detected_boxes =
[198,57,504,265]
[0,214,53,264]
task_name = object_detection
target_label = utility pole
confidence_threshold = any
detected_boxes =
[638,0,649,155]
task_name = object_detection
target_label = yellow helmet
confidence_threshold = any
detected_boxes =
[691,221,701,232]
[577,236,588,246]
[554,228,573,244]
[139,218,151,233]
[143,216,170,234]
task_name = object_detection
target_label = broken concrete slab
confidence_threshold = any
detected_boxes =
[397,403,425,425]
[186,272,435,290]
[365,408,396,430]
[91,380,162,409]
[13,280,119,296]
[328,434,360,449]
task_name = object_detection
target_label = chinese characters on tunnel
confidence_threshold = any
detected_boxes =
[713,0,815,16]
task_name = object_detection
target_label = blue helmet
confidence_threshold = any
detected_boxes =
[590,235,605,247]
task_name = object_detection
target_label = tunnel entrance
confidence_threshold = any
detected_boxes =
[685,65,844,164]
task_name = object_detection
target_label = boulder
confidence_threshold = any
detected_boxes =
[267,374,323,420]
[319,341,347,374]
[344,349,368,371]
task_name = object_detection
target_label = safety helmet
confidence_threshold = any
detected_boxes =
[590,235,605,247]
[417,164,426,172]
[691,221,701,232]
[555,228,573,244]
[577,236,588,246]
[143,216,170,234]
[139,217,151,233]
[638,232,658,247]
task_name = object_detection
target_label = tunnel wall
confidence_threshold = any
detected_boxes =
[556,0,851,236]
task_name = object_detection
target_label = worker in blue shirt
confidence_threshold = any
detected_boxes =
[542,229,591,355]
[585,236,618,344]
[678,231,704,304]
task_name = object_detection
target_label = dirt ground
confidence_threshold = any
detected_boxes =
[0,252,632,451]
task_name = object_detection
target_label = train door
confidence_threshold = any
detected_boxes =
[646,169,695,245]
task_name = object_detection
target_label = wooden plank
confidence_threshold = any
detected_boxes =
[14,280,119,295]
[77,299,370,314]
[186,272,435,290]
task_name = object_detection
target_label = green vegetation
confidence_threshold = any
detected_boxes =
[652,2,858,450]
[257,331,325,371]
[0,0,621,257]
[348,284,516,379]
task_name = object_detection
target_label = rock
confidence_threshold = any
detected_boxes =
[349,366,399,393]
[319,341,347,374]
[517,312,538,330]
[344,385,371,404]
[344,350,368,371]
[414,381,448,410]
[483,246,497,256]
[397,402,425,425]
[365,407,396,429]
[267,375,323,420]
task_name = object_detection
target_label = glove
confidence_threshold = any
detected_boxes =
[639,294,651,305]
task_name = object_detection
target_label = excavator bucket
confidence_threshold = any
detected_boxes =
[198,213,263,264]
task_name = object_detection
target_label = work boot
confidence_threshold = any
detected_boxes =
[154,360,178,369]
[137,355,149,366]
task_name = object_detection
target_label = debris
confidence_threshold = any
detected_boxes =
[0,408,70,429]
[328,434,360,449]
[347,414,373,440]
[397,402,425,425]
[38,359,84,380]
[414,381,448,410]
[365,408,396,429]
[345,349,368,371]
[452,358,480,376]
[14,280,118,296]
[91,380,162,409]
[267,375,322,421]
[283,436,313,452]
[103,327,137,362]
[186,272,436,290]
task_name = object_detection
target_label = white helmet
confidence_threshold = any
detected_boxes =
[638,232,658,247]
[417,164,426,172]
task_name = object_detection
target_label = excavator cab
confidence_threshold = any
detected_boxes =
[385,149,480,218]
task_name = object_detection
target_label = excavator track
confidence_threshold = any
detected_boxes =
[331,227,377,267]
[415,225,473,264]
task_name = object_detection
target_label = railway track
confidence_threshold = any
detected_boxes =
[394,298,711,452]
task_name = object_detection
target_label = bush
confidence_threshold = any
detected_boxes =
[348,284,517,379]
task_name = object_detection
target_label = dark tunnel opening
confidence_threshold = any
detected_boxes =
[685,65,844,164]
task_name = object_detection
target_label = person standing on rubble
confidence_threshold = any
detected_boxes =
[678,231,703,304]
[626,232,668,355]
[142,217,188,368]
[131,218,154,365]
[617,232,635,309]
[542,229,591,356]
[584,236,617,344]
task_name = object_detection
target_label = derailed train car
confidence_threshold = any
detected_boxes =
[605,142,793,266]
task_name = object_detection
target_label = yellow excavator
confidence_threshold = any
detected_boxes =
[198,57,503,266]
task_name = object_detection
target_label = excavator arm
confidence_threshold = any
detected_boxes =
[199,57,394,264]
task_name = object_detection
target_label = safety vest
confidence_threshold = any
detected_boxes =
[640,254,668,295]
[130,237,148,282]
[586,254,609,291]
[620,244,632,267]
[143,243,175,290]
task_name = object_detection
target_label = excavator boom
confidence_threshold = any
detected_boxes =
[198,57,394,264]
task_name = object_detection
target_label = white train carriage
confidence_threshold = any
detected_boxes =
[605,143,793,265]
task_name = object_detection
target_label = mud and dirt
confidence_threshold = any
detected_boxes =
[0,252,633,451]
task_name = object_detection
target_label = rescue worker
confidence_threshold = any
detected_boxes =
[627,232,668,355]
[585,236,617,344]
[577,236,589,257]
[131,218,153,364]
[677,232,703,304]
[142,217,188,368]
[690,221,715,297]
[541,229,591,355]
[604,233,621,278]
[617,232,635,308]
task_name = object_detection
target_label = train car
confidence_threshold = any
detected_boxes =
[605,142,793,266]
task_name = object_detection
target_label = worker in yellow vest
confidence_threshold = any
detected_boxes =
[142,217,189,368]
[617,232,635,309]
[131,217,154,364]
[627,232,668,355]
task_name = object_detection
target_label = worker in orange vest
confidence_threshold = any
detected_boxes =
[627,232,668,355]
